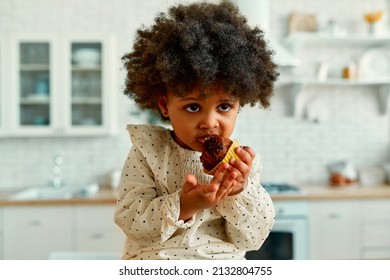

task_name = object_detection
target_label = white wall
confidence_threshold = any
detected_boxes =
[0,0,389,189]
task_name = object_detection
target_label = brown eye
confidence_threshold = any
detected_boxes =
[185,104,200,112]
[218,104,231,112]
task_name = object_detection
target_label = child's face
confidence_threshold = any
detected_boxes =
[158,86,239,152]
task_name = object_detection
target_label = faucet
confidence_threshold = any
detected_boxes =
[51,155,64,188]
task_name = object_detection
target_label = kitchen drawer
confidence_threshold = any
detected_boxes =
[363,248,390,259]
[0,207,3,229]
[75,205,124,255]
[0,208,3,259]
[309,200,360,259]
[362,200,390,221]
[0,232,3,260]
[274,201,308,217]
[75,228,124,252]
[363,222,390,247]
[3,206,72,259]
[75,205,117,229]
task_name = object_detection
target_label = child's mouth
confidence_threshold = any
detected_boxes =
[197,134,218,145]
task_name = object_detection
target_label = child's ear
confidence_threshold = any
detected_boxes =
[157,96,169,118]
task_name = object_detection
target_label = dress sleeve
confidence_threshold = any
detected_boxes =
[114,145,195,246]
[215,156,275,251]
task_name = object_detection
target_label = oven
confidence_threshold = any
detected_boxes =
[246,184,309,260]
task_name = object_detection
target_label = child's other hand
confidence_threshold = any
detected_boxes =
[227,146,255,196]
[179,162,237,221]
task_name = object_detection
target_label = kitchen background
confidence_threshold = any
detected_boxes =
[0,0,389,189]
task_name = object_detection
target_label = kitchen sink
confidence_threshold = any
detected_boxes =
[8,184,99,201]
[9,188,73,200]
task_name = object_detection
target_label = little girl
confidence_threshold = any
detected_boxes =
[114,0,278,260]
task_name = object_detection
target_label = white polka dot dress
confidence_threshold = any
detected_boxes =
[114,124,275,260]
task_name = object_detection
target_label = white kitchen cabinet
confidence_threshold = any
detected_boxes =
[3,206,73,260]
[75,205,124,254]
[309,200,360,259]
[1,204,124,260]
[0,207,3,260]
[361,199,390,259]
[2,33,117,137]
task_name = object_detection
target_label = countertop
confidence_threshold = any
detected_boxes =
[0,188,118,206]
[276,184,390,201]
[0,184,390,206]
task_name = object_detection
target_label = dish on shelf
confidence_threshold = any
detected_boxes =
[359,47,390,79]
[363,10,384,24]
[72,48,101,67]
[22,93,50,103]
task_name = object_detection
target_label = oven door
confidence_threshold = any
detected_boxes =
[245,217,309,260]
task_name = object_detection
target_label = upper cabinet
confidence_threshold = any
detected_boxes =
[1,33,117,137]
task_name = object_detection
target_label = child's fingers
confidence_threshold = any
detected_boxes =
[215,170,237,198]
[202,184,219,194]
[210,162,229,187]
[209,162,237,198]
[219,171,236,190]
[229,158,250,175]
[182,174,198,193]
[234,146,255,166]
[241,146,255,159]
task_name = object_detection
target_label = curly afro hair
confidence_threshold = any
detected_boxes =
[122,0,279,120]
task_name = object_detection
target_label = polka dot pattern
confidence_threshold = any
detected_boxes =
[114,124,275,260]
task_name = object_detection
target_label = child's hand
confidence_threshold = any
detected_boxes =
[179,162,237,221]
[227,146,255,196]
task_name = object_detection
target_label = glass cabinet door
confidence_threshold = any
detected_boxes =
[70,42,102,127]
[8,34,115,137]
[19,42,51,126]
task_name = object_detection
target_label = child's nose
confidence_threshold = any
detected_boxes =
[199,112,219,130]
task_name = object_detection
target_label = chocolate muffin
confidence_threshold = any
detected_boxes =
[200,135,234,174]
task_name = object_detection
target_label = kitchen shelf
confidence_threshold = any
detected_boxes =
[281,78,390,86]
[284,32,390,53]
[71,97,102,104]
[286,79,390,118]
[19,64,50,71]
[20,96,50,105]
[280,32,390,120]
[72,66,101,72]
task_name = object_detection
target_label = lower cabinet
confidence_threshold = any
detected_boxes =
[0,208,3,260]
[6,199,388,260]
[309,200,360,259]
[310,198,390,260]
[2,204,124,260]
[361,200,390,259]
[75,205,124,253]
[3,206,73,260]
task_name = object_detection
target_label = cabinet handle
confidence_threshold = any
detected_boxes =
[30,220,42,226]
[91,233,104,239]
[328,213,340,219]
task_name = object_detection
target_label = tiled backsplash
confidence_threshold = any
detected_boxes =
[0,0,389,188]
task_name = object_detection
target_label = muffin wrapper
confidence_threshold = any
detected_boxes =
[204,139,241,175]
